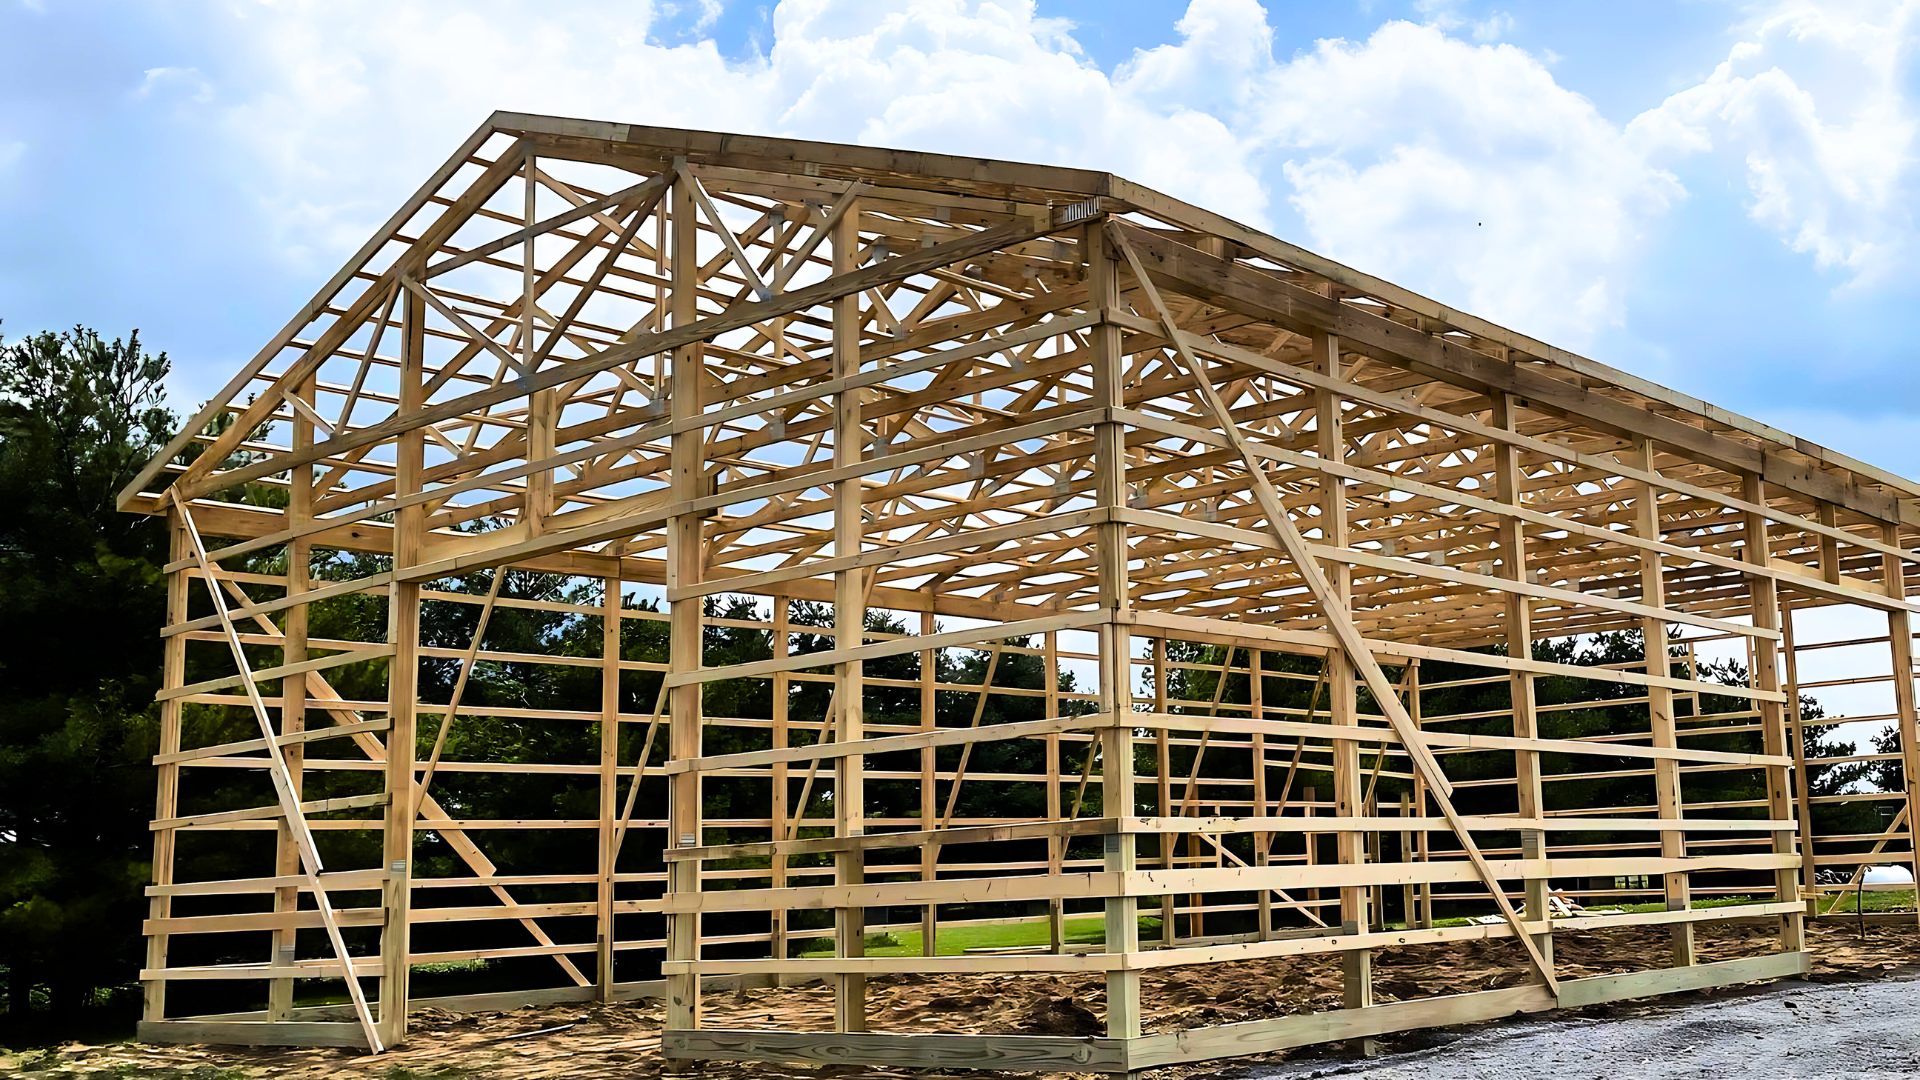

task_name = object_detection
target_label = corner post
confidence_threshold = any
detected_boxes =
[144,513,191,1024]
[1090,221,1140,1049]
[663,163,708,1044]
[377,284,427,1050]
[830,195,869,1034]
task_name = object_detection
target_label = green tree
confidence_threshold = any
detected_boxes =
[0,325,175,1035]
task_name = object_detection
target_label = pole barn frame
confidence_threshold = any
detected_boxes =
[123,112,1920,1070]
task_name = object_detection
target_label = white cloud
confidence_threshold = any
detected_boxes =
[1412,0,1514,43]
[1244,22,1685,343]
[152,0,1920,349]
[188,0,1270,272]
[1646,1,1920,284]
[135,66,214,103]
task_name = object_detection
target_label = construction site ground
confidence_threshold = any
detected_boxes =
[11,920,1920,1080]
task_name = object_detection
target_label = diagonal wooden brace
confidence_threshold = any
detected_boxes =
[208,571,591,989]
[175,496,386,1051]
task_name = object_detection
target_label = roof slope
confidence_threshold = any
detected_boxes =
[121,110,1920,647]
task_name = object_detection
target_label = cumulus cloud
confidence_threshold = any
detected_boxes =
[1242,21,1685,342]
[141,0,1920,347]
[179,0,1269,273]
[135,66,214,103]
[1412,0,1514,43]
[1644,0,1919,286]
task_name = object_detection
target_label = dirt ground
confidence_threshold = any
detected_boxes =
[10,920,1920,1080]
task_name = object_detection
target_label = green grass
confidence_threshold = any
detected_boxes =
[797,914,1162,957]
[1819,887,1915,914]
[1613,895,1763,915]
[799,897,1792,954]
[1381,896,1769,931]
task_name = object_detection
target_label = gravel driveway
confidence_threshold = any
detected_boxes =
[1248,976,1920,1080]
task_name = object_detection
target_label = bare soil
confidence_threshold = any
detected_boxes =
[9,921,1920,1080]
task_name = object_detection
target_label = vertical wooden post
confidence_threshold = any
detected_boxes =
[269,372,314,1020]
[1090,223,1140,1045]
[1398,792,1414,931]
[1494,394,1550,967]
[597,573,621,998]
[1742,475,1806,952]
[1313,329,1371,1023]
[523,147,557,536]
[663,165,707,1046]
[1410,663,1432,928]
[1782,613,1818,916]
[1252,649,1271,940]
[1046,629,1066,952]
[1882,523,1920,919]
[144,514,190,1024]
[919,606,938,957]
[1304,784,1320,919]
[772,596,792,968]
[1153,636,1174,945]
[830,200,868,1034]
[378,285,427,1049]
[1633,439,1692,966]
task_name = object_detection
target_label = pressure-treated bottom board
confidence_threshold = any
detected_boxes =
[663,951,1809,1074]
[137,1020,371,1049]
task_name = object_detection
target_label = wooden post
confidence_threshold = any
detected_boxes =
[830,199,868,1034]
[1743,475,1806,952]
[1883,523,1920,920]
[1495,394,1551,968]
[1304,784,1320,921]
[1782,613,1818,916]
[1252,649,1271,940]
[377,285,427,1049]
[1313,329,1371,1029]
[1090,223,1140,1046]
[597,573,621,998]
[772,595,792,968]
[523,148,557,537]
[143,513,189,1025]
[1411,663,1432,929]
[1154,636,1175,945]
[1634,439,1692,966]
[1046,630,1066,953]
[1398,792,1414,931]
[919,606,938,957]
[269,371,314,1021]
[663,165,707,1048]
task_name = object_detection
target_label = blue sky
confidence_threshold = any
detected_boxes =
[2,0,1917,475]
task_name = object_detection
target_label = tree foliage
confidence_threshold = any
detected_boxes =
[0,325,175,1034]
